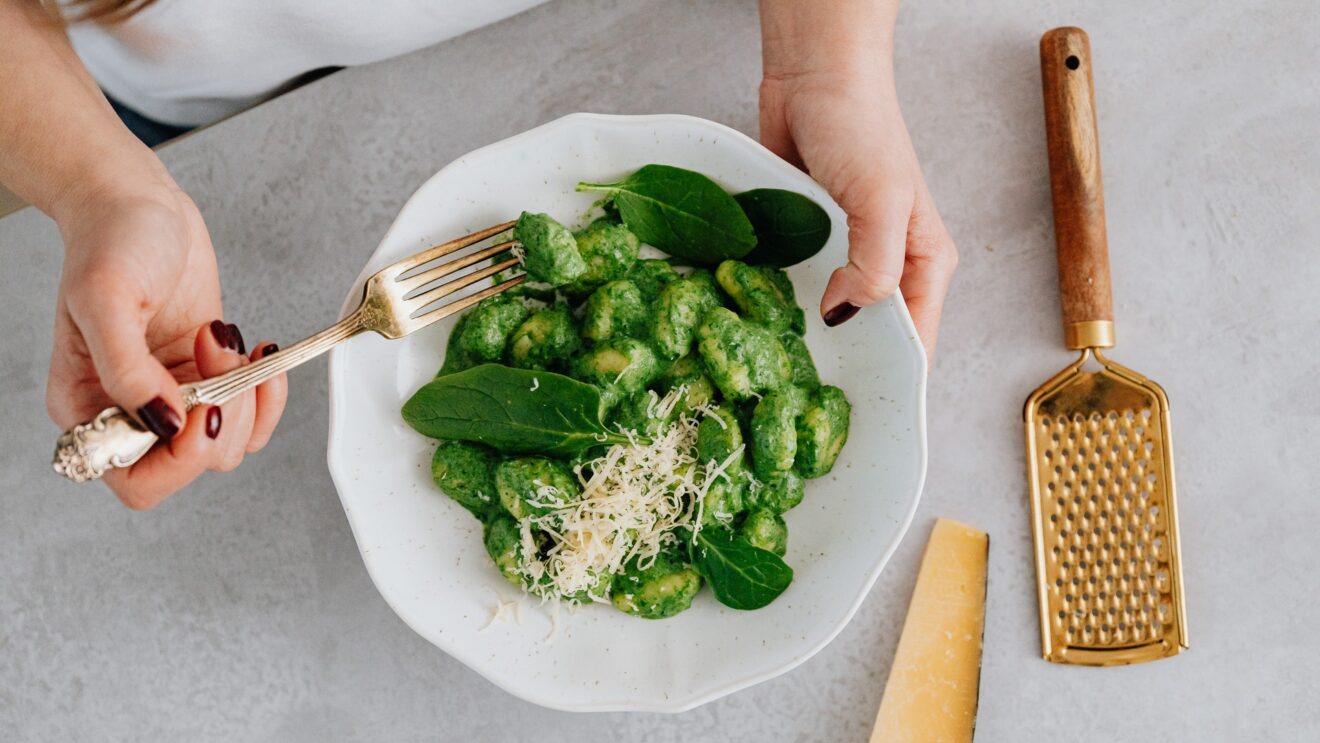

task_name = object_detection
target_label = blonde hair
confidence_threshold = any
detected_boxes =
[43,0,158,24]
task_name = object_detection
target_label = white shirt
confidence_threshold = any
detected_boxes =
[68,0,549,126]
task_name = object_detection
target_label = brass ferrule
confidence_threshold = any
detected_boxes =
[1064,320,1115,350]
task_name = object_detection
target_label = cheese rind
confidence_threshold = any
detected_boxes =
[870,518,989,743]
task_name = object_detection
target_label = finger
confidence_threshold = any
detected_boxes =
[899,185,959,359]
[758,79,803,168]
[65,283,187,443]
[245,341,288,453]
[102,402,221,510]
[819,178,913,322]
[194,321,257,472]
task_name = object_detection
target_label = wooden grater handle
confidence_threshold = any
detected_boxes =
[1040,27,1115,350]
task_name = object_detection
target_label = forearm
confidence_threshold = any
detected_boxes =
[0,0,172,222]
[758,0,898,81]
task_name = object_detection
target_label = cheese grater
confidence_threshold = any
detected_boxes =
[1023,27,1188,666]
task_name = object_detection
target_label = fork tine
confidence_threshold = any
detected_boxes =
[404,257,522,317]
[410,274,527,329]
[390,219,516,275]
[397,239,520,295]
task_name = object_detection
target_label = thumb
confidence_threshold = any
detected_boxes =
[818,177,912,322]
[68,290,188,441]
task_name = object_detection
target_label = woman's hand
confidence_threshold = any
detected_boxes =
[758,0,957,357]
[46,184,288,509]
[0,1,287,507]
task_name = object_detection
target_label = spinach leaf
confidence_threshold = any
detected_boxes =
[690,527,794,610]
[577,165,757,265]
[736,189,833,268]
[402,364,631,456]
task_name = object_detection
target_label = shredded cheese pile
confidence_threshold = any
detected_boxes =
[511,386,742,605]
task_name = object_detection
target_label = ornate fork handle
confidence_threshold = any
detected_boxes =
[53,313,366,482]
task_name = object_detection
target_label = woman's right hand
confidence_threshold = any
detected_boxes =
[46,182,289,509]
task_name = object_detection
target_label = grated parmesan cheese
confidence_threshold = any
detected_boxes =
[480,590,524,631]
[507,386,741,606]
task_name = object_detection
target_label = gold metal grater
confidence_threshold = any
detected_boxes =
[1023,27,1188,666]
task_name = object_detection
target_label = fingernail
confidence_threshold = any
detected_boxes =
[138,397,182,441]
[823,302,860,327]
[205,406,222,439]
[209,320,232,349]
[260,343,279,357]
[227,323,246,354]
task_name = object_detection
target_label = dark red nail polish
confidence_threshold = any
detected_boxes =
[205,406,222,439]
[260,343,278,357]
[209,320,232,349]
[227,323,246,354]
[823,302,860,327]
[137,397,182,441]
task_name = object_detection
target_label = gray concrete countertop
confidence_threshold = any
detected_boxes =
[3,1,1318,740]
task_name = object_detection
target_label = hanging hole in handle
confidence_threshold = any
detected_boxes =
[1065,55,1081,70]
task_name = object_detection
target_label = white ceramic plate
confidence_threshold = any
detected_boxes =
[326,113,927,712]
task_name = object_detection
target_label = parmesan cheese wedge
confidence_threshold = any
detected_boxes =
[870,518,989,743]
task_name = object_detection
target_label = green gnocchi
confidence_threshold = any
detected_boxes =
[417,196,849,620]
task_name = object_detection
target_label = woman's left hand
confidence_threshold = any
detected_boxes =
[758,0,958,358]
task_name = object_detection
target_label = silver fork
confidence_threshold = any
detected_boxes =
[53,220,526,483]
